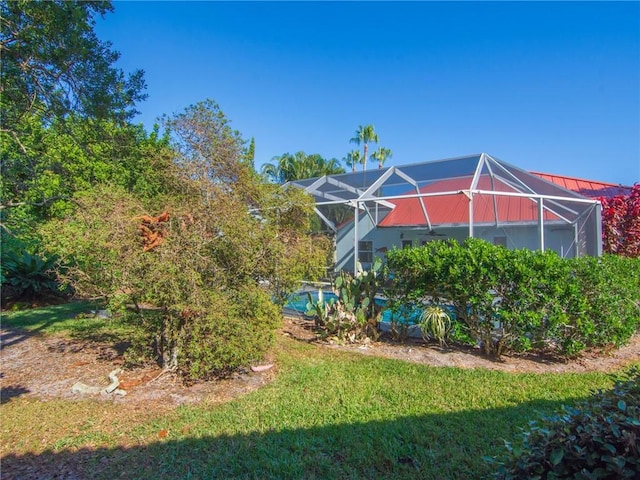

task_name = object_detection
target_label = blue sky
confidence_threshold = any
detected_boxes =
[96,1,639,185]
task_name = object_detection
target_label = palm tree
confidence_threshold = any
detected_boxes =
[343,150,362,173]
[370,147,393,169]
[350,125,379,172]
[261,151,344,183]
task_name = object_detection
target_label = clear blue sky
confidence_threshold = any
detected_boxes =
[96,1,640,185]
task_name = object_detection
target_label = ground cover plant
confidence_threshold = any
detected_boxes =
[488,367,640,479]
[2,304,638,479]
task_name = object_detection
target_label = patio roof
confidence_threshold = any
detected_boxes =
[289,153,599,229]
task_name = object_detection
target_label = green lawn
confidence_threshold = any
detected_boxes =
[1,304,631,479]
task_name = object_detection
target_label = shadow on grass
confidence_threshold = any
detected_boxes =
[0,384,30,404]
[0,301,127,349]
[1,397,577,480]
[1,301,94,340]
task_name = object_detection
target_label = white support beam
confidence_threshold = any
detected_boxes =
[314,207,337,233]
[483,159,500,226]
[538,198,545,251]
[595,202,603,256]
[353,202,359,272]
[360,167,397,198]
[468,191,474,237]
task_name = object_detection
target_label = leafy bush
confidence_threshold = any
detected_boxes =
[570,255,640,350]
[179,285,280,380]
[488,367,640,479]
[387,239,640,358]
[1,250,65,302]
[40,181,322,379]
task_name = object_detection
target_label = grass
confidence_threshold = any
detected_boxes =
[1,304,634,479]
[1,300,139,341]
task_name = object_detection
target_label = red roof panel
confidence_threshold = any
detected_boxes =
[531,172,632,200]
[379,175,560,227]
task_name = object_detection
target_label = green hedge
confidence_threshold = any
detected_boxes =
[386,239,640,357]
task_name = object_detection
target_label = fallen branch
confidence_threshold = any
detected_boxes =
[71,368,127,396]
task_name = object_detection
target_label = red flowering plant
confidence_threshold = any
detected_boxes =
[601,183,640,257]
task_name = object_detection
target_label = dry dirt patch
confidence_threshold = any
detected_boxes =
[0,328,276,410]
[282,317,640,374]
[2,318,639,410]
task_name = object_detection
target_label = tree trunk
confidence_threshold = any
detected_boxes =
[363,144,368,172]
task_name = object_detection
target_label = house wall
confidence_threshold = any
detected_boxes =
[335,221,578,273]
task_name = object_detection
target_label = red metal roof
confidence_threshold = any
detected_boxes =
[531,172,632,200]
[378,175,561,227]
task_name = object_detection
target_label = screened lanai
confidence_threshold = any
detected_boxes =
[289,153,602,272]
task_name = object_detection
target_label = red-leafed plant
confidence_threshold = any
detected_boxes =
[601,184,640,257]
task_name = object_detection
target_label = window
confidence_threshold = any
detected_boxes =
[494,236,507,247]
[358,240,373,264]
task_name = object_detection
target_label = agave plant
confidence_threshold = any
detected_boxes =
[2,252,62,299]
[419,305,451,346]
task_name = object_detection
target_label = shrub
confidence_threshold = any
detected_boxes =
[387,239,640,358]
[488,367,640,479]
[179,285,280,380]
[1,250,65,303]
[40,180,325,380]
[569,255,640,350]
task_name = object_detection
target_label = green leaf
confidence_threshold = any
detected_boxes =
[550,448,564,466]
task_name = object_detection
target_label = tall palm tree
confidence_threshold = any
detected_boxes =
[350,124,379,172]
[343,150,362,173]
[370,147,393,169]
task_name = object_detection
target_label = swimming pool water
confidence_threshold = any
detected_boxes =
[284,290,425,325]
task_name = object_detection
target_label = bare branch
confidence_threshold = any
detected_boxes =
[0,196,70,210]
[0,128,29,155]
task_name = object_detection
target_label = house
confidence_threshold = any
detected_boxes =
[289,153,628,273]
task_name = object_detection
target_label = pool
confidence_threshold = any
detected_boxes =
[284,290,427,326]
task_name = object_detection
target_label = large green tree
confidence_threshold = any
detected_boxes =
[1,0,146,143]
[261,151,344,183]
[1,0,151,230]
[350,124,379,172]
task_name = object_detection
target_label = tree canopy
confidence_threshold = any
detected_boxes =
[1,0,146,141]
[1,0,154,231]
[261,151,344,183]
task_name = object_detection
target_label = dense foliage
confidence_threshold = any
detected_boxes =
[489,367,640,479]
[386,239,640,357]
[39,101,329,379]
[601,184,640,257]
[1,0,145,134]
[1,2,330,380]
[261,151,344,183]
